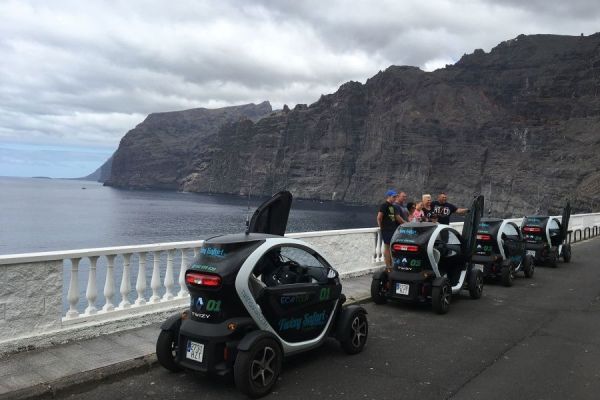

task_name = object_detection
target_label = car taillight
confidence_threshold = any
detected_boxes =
[477,234,492,241]
[523,226,542,233]
[392,244,420,252]
[185,271,221,287]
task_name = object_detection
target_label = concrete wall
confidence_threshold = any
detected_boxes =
[0,261,63,348]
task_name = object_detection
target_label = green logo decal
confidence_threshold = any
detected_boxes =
[191,264,217,272]
[319,287,331,301]
[206,299,221,312]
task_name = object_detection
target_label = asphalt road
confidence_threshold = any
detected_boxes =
[57,238,600,400]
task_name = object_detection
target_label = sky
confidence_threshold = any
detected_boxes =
[1,0,600,178]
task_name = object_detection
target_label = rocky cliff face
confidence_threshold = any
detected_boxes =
[105,101,273,189]
[106,34,600,216]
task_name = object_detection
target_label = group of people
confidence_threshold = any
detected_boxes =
[376,190,469,267]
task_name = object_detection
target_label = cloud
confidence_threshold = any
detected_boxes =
[1,0,599,177]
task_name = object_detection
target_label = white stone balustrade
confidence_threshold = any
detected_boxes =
[1,214,599,355]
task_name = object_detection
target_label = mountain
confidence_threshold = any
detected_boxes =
[106,34,600,216]
[81,155,113,182]
[104,101,273,189]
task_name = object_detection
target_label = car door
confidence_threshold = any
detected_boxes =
[502,222,523,264]
[254,245,340,343]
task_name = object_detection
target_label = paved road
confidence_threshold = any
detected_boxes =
[57,239,600,400]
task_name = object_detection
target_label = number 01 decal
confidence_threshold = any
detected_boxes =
[319,287,330,301]
[206,300,221,312]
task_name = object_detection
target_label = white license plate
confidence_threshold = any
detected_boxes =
[473,263,484,272]
[396,283,410,295]
[526,250,536,256]
[186,340,204,362]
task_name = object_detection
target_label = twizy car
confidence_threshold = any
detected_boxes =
[521,201,572,267]
[371,195,484,314]
[156,191,368,398]
[473,218,534,286]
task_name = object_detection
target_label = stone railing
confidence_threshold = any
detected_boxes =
[1,213,600,354]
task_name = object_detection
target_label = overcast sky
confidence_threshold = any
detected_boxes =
[1,0,599,178]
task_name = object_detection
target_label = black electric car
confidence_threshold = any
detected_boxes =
[473,218,534,286]
[371,195,484,314]
[156,191,368,398]
[521,202,572,267]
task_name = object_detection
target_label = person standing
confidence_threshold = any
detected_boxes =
[431,192,469,225]
[421,194,437,222]
[377,190,404,268]
[393,191,409,223]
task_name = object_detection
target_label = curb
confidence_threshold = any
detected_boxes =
[0,354,157,400]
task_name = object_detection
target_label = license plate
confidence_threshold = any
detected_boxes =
[396,283,410,295]
[526,250,536,256]
[186,340,204,362]
[473,263,484,272]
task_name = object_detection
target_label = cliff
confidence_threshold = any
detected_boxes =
[106,34,600,216]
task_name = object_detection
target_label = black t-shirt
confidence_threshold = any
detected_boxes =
[378,202,398,232]
[431,201,458,225]
[422,206,436,222]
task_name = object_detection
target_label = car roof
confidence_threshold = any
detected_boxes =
[204,233,279,244]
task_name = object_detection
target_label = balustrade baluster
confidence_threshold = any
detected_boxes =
[66,258,81,319]
[135,252,147,306]
[376,231,383,262]
[84,256,99,315]
[103,254,116,312]
[149,251,161,303]
[163,249,175,300]
[178,249,189,298]
[193,247,200,258]
[118,253,132,309]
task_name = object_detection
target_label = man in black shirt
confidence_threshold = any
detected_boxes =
[431,192,469,225]
[377,190,405,268]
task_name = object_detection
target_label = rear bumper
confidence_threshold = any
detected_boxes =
[384,271,433,302]
[175,317,254,375]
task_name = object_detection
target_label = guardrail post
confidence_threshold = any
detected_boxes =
[66,258,81,319]
[117,253,132,309]
[84,256,99,315]
[163,249,175,301]
[103,255,116,312]
[178,249,189,298]
[135,252,147,306]
[150,251,162,303]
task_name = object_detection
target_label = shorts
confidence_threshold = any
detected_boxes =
[381,230,395,245]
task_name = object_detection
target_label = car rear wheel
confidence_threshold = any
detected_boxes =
[501,266,514,287]
[156,330,183,372]
[548,248,558,268]
[432,280,451,314]
[370,278,387,304]
[234,337,282,398]
[523,255,535,278]
[562,244,572,263]
[338,309,368,354]
[468,269,484,299]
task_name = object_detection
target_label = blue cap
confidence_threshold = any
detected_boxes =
[385,189,397,197]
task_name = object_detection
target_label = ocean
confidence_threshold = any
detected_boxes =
[0,176,376,255]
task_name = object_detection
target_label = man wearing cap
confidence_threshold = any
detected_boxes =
[377,189,406,268]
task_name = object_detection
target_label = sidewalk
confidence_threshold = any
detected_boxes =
[0,275,372,400]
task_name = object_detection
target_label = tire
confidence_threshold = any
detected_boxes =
[468,269,484,299]
[501,266,514,287]
[432,280,451,314]
[234,337,282,398]
[523,255,535,278]
[156,330,183,372]
[339,309,368,355]
[370,278,387,304]
[548,249,558,268]
[562,244,572,263]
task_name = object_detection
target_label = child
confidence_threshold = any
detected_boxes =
[406,202,416,222]
[411,201,425,222]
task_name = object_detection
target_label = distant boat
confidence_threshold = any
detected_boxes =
[81,187,86,190]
